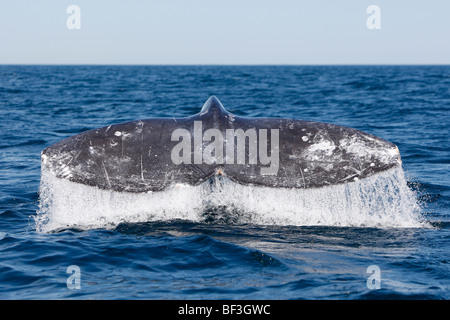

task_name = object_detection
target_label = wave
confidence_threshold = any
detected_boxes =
[35,167,427,233]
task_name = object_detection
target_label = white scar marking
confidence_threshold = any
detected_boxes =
[101,162,112,188]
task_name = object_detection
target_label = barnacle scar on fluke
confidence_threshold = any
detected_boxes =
[41,96,402,193]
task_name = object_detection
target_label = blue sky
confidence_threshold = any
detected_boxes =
[0,0,449,64]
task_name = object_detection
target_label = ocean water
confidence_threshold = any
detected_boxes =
[0,65,449,300]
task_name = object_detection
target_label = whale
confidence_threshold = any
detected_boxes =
[41,96,402,193]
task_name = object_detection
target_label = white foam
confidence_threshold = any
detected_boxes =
[35,166,427,233]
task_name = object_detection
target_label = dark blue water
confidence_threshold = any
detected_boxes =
[0,65,449,299]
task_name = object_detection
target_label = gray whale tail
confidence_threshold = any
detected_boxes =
[41,96,402,193]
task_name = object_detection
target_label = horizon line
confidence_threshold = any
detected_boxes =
[1,63,449,67]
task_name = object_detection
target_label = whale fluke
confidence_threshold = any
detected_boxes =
[41,96,402,193]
